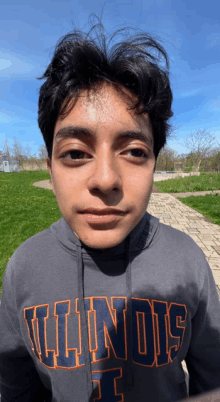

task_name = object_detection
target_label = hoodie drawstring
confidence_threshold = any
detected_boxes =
[77,245,93,400]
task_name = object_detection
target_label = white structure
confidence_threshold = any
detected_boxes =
[0,155,20,172]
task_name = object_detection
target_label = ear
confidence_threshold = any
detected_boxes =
[46,157,56,196]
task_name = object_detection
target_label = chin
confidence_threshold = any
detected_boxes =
[80,230,127,250]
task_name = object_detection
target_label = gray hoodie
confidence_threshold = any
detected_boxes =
[0,212,220,401]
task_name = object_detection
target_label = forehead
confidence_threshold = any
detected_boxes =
[54,84,152,139]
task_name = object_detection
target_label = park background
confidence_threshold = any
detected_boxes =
[0,0,220,291]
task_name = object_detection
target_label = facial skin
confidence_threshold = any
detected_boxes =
[47,84,155,249]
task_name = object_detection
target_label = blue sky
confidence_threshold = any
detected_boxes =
[1,0,220,156]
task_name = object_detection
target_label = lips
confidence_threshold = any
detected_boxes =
[80,208,126,216]
[79,208,127,226]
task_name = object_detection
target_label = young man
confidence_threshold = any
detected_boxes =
[0,25,220,402]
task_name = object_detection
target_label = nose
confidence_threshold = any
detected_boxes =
[87,151,122,196]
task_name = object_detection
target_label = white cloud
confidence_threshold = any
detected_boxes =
[0,112,14,123]
[207,100,220,112]
[0,51,36,76]
[0,58,12,71]
[0,109,35,124]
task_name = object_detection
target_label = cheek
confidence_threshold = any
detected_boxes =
[125,168,153,195]
[126,171,153,211]
[51,173,75,210]
[52,169,79,193]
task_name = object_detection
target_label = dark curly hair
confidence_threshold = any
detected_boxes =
[38,23,173,159]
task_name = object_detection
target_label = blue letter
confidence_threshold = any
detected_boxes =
[92,368,123,401]
[132,298,155,366]
[153,301,169,366]
[36,305,55,367]
[55,301,77,368]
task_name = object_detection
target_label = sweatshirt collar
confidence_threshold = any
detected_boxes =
[50,211,159,258]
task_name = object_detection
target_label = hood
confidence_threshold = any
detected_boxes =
[50,211,159,260]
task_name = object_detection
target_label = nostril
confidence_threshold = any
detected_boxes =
[92,186,119,195]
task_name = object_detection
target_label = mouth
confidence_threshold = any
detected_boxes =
[79,208,127,226]
[80,208,126,216]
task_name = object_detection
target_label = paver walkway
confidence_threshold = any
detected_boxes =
[33,180,220,294]
[147,192,220,295]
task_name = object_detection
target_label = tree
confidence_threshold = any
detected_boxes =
[213,152,220,172]
[168,123,179,141]
[38,144,48,159]
[156,146,177,171]
[2,140,11,157]
[10,137,34,160]
[11,137,23,160]
[182,130,216,171]
[24,144,32,159]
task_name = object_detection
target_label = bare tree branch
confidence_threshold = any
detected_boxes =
[181,129,216,171]
[182,129,216,157]
[2,140,11,157]
[38,144,48,159]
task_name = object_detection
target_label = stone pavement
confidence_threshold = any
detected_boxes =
[33,180,220,294]
[147,192,220,295]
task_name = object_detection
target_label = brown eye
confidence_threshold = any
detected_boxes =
[69,150,87,159]
[62,150,92,160]
[128,149,148,158]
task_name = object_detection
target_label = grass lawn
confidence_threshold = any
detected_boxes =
[155,172,220,193]
[178,194,220,226]
[0,171,62,292]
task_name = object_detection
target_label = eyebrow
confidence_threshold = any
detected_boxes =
[54,126,153,147]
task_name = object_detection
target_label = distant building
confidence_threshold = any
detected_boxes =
[0,155,20,172]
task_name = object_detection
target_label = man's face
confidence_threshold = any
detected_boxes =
[47,84,155,249]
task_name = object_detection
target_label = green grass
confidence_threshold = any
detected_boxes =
[178,194,220,226]
[155,172,220,193]
[0,171,62,291]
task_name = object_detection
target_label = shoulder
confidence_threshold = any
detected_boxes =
[158,221,204,256]
[149,220,210,289]
[11,224,55,261]
[3,220,62,285]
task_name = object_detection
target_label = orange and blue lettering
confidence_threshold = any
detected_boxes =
[153,300,169,366]
[55,301,78,368]
[35,305,55,367]
[92,368,123,402]
[92,297,127,362]
[132,298,155,367]
[169,303,187,361]
[24,307,40,360]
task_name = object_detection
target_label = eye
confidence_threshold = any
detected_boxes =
[126,149,148,158]
[61,150,92,160]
